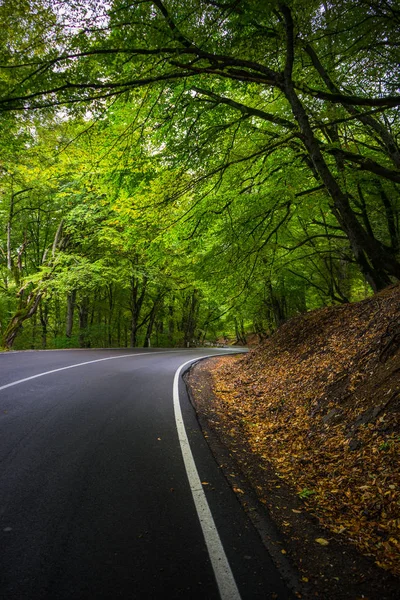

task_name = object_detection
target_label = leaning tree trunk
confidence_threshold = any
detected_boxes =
[279,5,400,292]
[143,295,163,348]
[3,291,42,349]
[284,81,400,291]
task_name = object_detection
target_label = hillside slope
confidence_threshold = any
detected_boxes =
[187,284,400,597]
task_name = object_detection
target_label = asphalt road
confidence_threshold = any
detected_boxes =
[0,348,291,599]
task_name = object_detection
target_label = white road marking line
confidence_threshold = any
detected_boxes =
[0,351,180,392]
[1,348,242,598]
[173,358,242,600]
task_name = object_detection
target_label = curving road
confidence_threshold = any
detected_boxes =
[0,348,291,599]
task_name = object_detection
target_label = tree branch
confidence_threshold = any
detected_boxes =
[281,234,348,252]
[297,84,400,108]
[192,86,296,129]
[327,148,400,183]
[304,43,400,168]
[279,3,295,80]
[153,0,194,49]
[295,184,325,197]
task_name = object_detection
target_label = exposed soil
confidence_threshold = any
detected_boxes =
[185,284,400,600]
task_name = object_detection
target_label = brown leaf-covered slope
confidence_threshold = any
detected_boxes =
[208,284,400,576]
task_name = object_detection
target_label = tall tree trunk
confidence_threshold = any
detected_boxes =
[143,296,162,348]
[284,80,399,290]
[39,301,48,349]
[66,290,76,338]
[130,272,147,348]
[117,310,121,347]
[234,317,247,345]
[32,312,37,349]
[377,183,399,252]
[168,298,175,346]
[54,296,61,339]
[7,221,12,273]
[183,291,199,347]
[78,296,90,348]
[107,284,114,347]
[268,280,286,328]
[279,6,400,291]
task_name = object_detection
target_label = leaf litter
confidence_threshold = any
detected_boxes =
[202,284,400,578]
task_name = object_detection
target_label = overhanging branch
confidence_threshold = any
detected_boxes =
[192,86,296,129]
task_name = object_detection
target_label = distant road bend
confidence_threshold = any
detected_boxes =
[0,348,290,599]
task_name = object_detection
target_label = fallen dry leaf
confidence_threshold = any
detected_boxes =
[205,284,400,576]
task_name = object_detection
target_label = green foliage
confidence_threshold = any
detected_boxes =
[298,488,316,500]
[0,0,399,348]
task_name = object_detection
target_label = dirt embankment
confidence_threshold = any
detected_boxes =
[187,284,400,599]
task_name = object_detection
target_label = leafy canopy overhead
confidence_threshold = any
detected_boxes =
[0,0,399,348]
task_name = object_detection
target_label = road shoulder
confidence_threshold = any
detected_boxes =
[185,357,399,600]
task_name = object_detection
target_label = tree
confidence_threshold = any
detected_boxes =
[1,1,399,348]
[3,0,396,290]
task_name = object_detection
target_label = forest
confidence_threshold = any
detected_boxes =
[0,0,399,350]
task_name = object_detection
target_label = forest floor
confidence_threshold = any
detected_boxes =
[186,284,400,600]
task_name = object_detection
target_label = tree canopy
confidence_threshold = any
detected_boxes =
[0,0,399,349]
